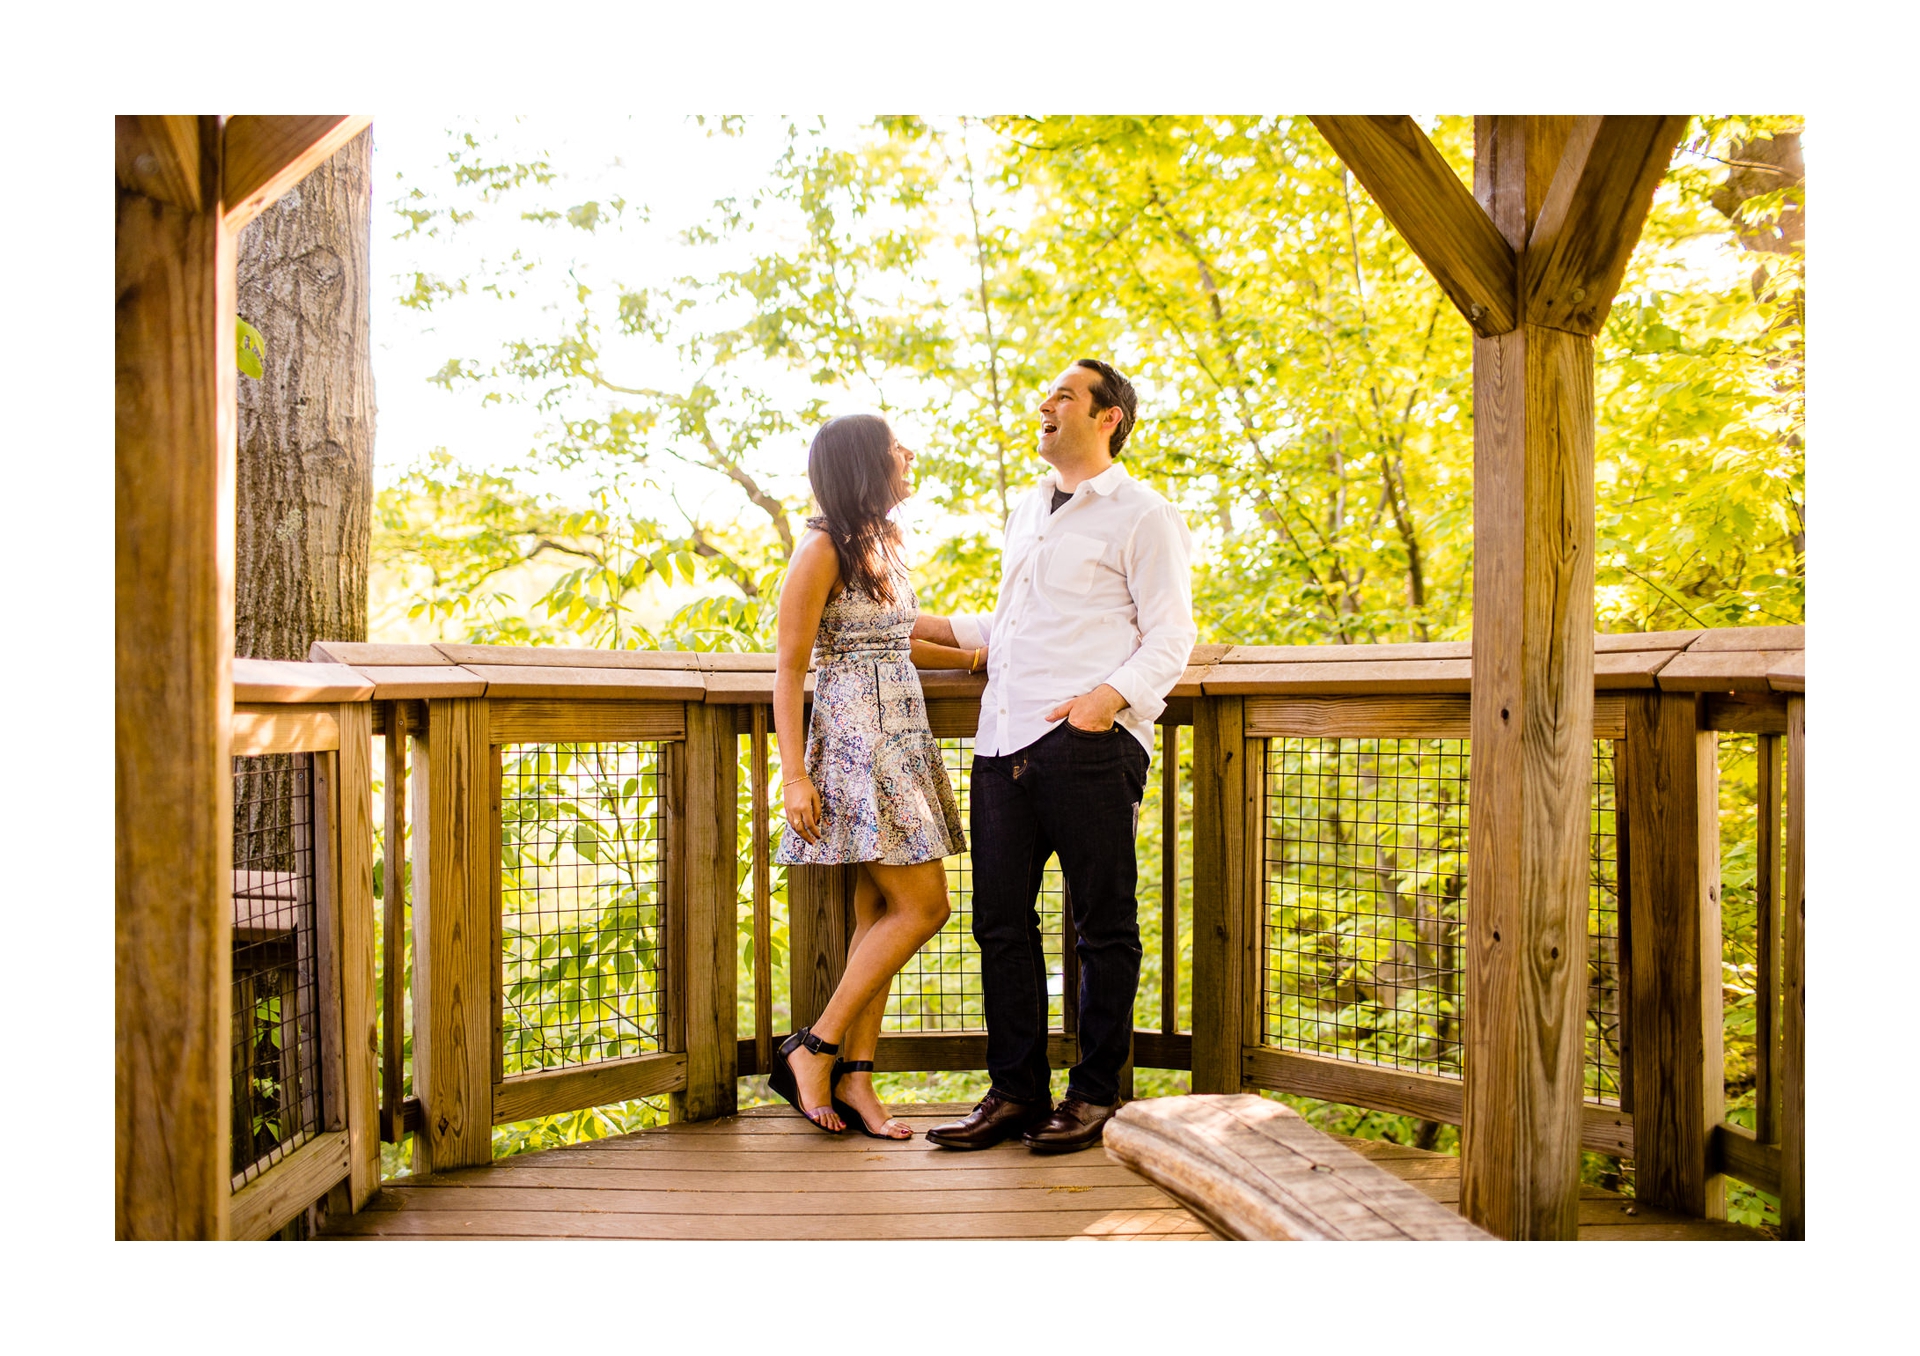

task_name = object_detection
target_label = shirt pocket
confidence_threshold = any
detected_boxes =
[1043,531,1109,596]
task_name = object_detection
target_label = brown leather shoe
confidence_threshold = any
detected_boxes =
[925,1090,1050,1150]
[1021,1094,1119,1154]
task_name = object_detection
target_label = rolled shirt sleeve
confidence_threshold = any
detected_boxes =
[1099,503,1196,726]
[950,611,994,652]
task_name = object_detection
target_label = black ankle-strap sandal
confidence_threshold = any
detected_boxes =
[770,1027,842,1133]
[831,1059,914,1141]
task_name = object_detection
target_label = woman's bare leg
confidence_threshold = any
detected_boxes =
[832,865,915,1137]
[784,859,951,1130]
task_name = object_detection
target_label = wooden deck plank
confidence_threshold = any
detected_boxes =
[324,1103,1770,1242]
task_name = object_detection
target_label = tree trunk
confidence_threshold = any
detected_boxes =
[235,128,374,659]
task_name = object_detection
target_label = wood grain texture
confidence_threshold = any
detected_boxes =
[486,698,685,744]
[333,702,380,1209]
[1755,733,1781,1143]
[1203,658,1472,695]
[380,706,409,1143]
[462,665,705,702]
[1105,1094,1496,1239]
[346,666,487,699]
[1311,116,1517,336]
[1190,697,1252,1093]
[1525,116,1690,334]
[1657,649,1803,694]
[1221,641,1474,664]
[675,702,738,1120]
[222,115,373,232]
[1243,1046,1633,1157]
[1687,624,1804,653]
[411,699,495,1172]
[231,704,340,755]
[750,707,773,1074]
[1623,693,1724,1218]
[1768,652,1805,693]
[435,643,701,670]
[1461,169,1597,1238]
[311,641,454,666]
[1703,691,1790,734]
[232,657,374,702]
[493,1052,688,1123]
[229,1130,351,1241]
[1162,723,1180,1035]
[1781,697,1804,1238]
[116,115,232,1239]
[1711,1122,1782,1197]
[1244,693,1470,739]
[115,115,206,211]
[788,865,855,1033]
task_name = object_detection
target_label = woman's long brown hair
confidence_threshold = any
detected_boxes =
[806,413,906,606]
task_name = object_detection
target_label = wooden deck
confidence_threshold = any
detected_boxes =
[325,1103,1770,1241]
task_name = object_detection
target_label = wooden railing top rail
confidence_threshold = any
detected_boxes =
[235,625,1805,707]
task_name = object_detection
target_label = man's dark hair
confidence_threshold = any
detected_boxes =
[1074,357,1137,456]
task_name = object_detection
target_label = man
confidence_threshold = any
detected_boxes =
[918,358,1196,1153]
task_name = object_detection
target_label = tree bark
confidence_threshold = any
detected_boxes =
[235,128,374,659]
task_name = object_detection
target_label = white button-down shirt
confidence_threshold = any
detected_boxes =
[951,462,1196,757]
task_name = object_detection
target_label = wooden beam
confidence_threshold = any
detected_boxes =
[223,115,373,233]
[1191,696,1257,1094]
[1106,1094,1496,1240]
[411,699,495,1173]
[1524,115,1691,334]
[116,113,232,1240]
[1459,116,1595,1241]
[228,1130,351,1241]
[788,864,855,1035]
[493,1052,687,1124]
[1311,116,1517,337]
[674,702,739,1121]
[1623,693,1725,1219]
[1780,697,1805,1239]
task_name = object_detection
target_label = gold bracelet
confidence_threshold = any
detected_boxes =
[782,775,811,789]
[970,647,983,672]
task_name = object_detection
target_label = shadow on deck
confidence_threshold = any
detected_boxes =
[324,1104,1769,1241]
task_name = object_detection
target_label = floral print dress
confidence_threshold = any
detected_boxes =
[776,540,965,868]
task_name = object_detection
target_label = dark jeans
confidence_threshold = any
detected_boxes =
[971,721,1150,1107]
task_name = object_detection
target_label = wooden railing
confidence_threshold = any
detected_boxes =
[228,623,1804,1238]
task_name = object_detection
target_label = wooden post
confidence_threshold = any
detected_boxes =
[1192,696,1257,1094]
[1162,723,1180,1037]
[750,704,773,1076]
[334,701,379,1208]
[787,864,855,1034]
[1460,115,1593,1240]
[1623,692,1725,1218]
[1755,732,1782,1144]
[1780,697,1805,1238]
[115,115,233,1240]
[674,702,739,1121]
[380,703,408,1142]
[410,698,494,1173]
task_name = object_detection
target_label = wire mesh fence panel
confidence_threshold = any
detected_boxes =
[500,743,666,1074]
[231,752,324,1187]
[1262,738,1471,1075]
[1260,737,1625,1102]
[1715,733,1764,1124]
[883,737,1067,1032]
[1588,742,1623,1106]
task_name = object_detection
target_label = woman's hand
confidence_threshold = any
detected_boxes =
[784,774,824,844]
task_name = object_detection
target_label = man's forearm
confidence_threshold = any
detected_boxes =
[910,614,959,647]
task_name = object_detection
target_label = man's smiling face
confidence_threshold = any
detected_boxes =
[1037,364,1113,465]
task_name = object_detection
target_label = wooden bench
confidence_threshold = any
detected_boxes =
[1104,1093,1495,1240]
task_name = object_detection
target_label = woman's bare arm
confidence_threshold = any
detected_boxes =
[773,531,839,844]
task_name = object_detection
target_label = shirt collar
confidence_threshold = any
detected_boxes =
[1042,461,1131,499]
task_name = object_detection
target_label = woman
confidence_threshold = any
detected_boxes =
[770,413,982,1138]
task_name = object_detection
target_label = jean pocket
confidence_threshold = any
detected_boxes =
[1064,719,1121,738]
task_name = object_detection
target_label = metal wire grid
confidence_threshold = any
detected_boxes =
[1260,737,1624,1101]
[1262,739,1471,1075]
[1588,742,1624,1106]
[499,743,665,1073]
[231,753,324,1187]
[882,738,1067,1032]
